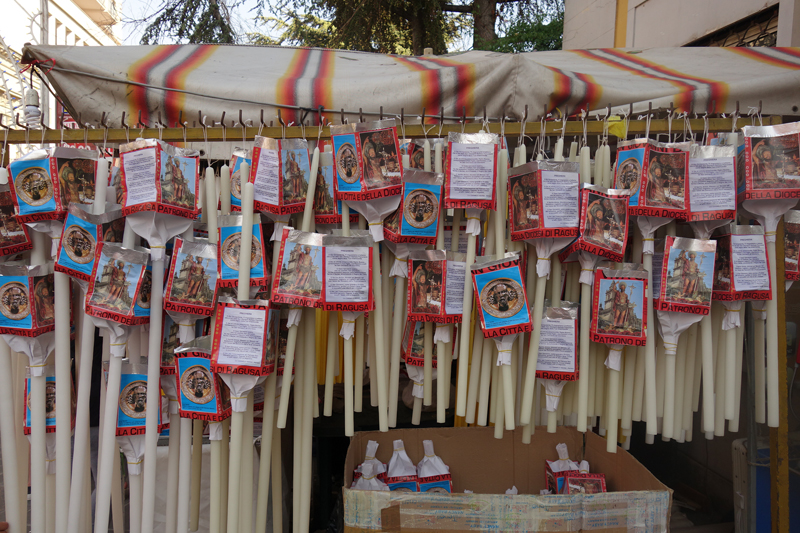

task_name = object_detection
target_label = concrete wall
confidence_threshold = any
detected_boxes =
[564,0,779,49]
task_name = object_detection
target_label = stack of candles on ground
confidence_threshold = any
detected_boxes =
[0,106,790,533]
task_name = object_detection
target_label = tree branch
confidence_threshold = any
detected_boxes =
[443,4,472,13]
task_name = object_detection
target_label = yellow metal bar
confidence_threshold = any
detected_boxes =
[771,220,790,533]
[614,0,629,47]
[0,116,782,145]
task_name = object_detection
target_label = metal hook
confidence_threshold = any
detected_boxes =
[438,107,444,138]
[359,108,363,123]
[15,113,28,130]
[421,107,426,138]
[483,107,487,124]
[341,108,345,125]
[379,106,384,121]
[277,109,284,128]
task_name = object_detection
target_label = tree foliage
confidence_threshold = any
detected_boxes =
[138,0,240,44]
[486,7,563,53]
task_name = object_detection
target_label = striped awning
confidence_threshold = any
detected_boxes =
[23,44,800,128]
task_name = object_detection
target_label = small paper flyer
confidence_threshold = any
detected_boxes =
[742,122,800,201]
[401,321,438,368]
[407,250,467,324]
[0,265,55,338]
[115,362,165,436]
[712,225,771,302]
[164,237,218,317]
[321,234,374,312]
[313,150,358,225]
[687,144,737,223]
[470,253,532,338]
[210,298,271,376]
[84,243,150,326]
[8,147,97,222]
[535,305,579,382]
[445,132,498,210]
[656,236,716,316]
[271,229,325,309]
[228,147,250,211]
[250,136,310,215]
[590,264,648,347]
[331,119,403,201]
[559,184,629,263]
[174,336,232,422]
[383,168,444,245]
[119,138,200,220]
[56,204,124,282]
[508,160,580,241]
[0,184,31,258]
[785,210,800,282]
[216,214,269,289]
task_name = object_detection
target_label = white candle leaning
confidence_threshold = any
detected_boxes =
[371,241,390,432]
[424,140,432,172]
[465,318,486,424]
[209,423,222,533]
[219,418,230,533]
[642,253,659,436]
[519,267,549,427]
[455,234,478,417]
[714,328,727,437]
[176,417,193,533]
[724,320,738,421]
[190,419,203,531]
[54,276,71,526]
[568,141,578,162]
[753,303,767,424]
[764,238,780,427]
[254,374,277,533]
[239,393,256,533]
[381,249,393,388]
[729,309,746,432]
[388,274,406,427]
[324,312,337,417]
[554,138,564,162]
[220,164,231,215]
[237,180,254,300]
[0,339,22,533]
[699,313,716,433]
[165,412,181,533]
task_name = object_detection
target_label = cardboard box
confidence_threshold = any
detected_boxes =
[343,426,671,532]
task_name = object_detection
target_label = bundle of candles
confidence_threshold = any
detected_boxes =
[0,103,790,533]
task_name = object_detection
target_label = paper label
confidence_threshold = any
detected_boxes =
[590,269,647,347]
[402,321,438,368]
[536,318,578,381]
[217,224,269,288]
[786,221,800,281]
[325,246,370,306]
[332,126,403,201]
[116,372,161,436]
[0,188,31,257]
[175,352,231,421]
[656,236,715,315]
[445,142,497,210]
[211,301,270,375]
[252,148,281,207]
[540,170,579,229]
[471,257,532,338]
[85,245,148,326]
[444,261,466,317]
[509,168,578,241]
[731,234,771,292]
[742,132,800,201]
[687,157,736,219]
[23,376,58,434]
[123,148,157,206]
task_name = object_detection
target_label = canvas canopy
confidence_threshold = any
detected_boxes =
[24,44,800,129]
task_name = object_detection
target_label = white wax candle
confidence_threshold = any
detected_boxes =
[568,141,578,162]
[205,167,219,244]
[434,142,443,173]
[220,164,231,215]
[424,140,431,172]
[237,177,254,299]
[554,138,564,161]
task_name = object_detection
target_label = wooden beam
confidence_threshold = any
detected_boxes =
[771,219,790,533]
[0,116,781,145]
[614,0,629,48]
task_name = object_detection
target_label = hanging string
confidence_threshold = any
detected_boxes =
[702,113,709,146]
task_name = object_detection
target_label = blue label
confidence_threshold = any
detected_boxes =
[616,147,645,207]
[332,133,361,193]
[177,356,216,414]
[400,182,440,237]
[57,213,98,277]
[387,481,418,492]
[25,376,57,428]
[474,266,531,331]
[10,158,57,216]
[231,156,251,208]
[0,276,32,329]
[219,224,265,281]
[419,480,452,493]
[117,373,151,428]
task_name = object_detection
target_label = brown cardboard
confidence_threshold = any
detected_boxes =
[343,426,671,532]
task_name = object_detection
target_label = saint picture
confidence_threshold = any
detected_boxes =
[220,233,262,271]
[230,156,248,201]
[750,134,800,189]
[89,251,140,315]
[0,192,27,248]
[406,321,437,364]
[15,166,53,206]
[136,270,152,310]
[584,193,627,252]
[713,238,731,292]
[358,129,401,190]
[664,247,714,305]
[785,221,800,272]
[0,281,29,320]
[180,365,215,405]
[119,380,148,419]
[160,152,196,209]
[410,260,442,315]
[596,279,644,336]
[57,158,95,205]
[281,148,309,204]
[646,151,685,208]
[313,164,335,215]
[278,242,322,298]
[403,189,437,229]
[336,141,359,184]
[28,380,57,423]
[383,208,400,235]
[478,277,524,319]
[616,156,641,194]
[33,275,55,326]
[101,218,125,243]
[509,172,539,231]
[170,252,216,307]
[566,477,604,495]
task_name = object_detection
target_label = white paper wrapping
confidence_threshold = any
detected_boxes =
[160,377,180,414]
[117,434,146,475]
[505,486,518,495]
[547,443,580,472]
[465,208,484,236]
[127,211,193,260]
[26,221,63,259]
[637,216,671,255]
[207,422,223,441]
[544,380,567,412]
[604,346,623,372]
[742,199,799,243]
[752,300,767,320]
[345,197,402,243]
[383,242,428,278]
[539,489,552,495]
[690,220,729,240]
[266,214,292,241]
[531,237,573,277]
[722,301,743,330]
[406,364,425,399]
[388,439,417,478]
[3,332,55,376]
[390,258,408,278]
[360,440,387,476]
[578,251,599,285]
[287,307,303,327]
[417,440,450,478]
[493,333,518,366]
[176,321,197,343]
[89,319,130,358]
[45,433,57,475]
[656,310,703,356]
[433,324,451,344]
[578,460,590,473]
[218,374,266,412]
[353,462,389,491]
[340,311,361,340]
